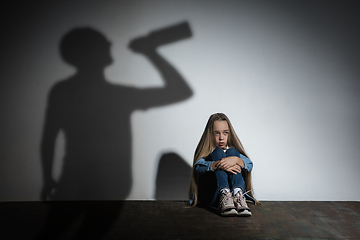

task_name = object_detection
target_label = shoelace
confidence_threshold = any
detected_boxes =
[235,190,251,208]
[220,192,231,207]
[243,190,251,195]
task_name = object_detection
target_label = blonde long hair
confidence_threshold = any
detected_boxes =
[189,113,258,206]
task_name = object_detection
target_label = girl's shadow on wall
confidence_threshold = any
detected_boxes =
[155,153,191,200]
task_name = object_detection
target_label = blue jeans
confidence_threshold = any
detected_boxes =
[197,148,246,206]
[213,148,245,193]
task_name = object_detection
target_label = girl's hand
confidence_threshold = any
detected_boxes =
[216,156,244,170]
[224,164,242,174]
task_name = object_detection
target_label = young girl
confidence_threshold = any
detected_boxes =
[189,113,258,216]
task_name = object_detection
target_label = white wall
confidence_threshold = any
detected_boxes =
[1,0,359,201]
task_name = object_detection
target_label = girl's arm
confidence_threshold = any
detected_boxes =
[215,156,244,170]
[215,154,253,172]
[195,155,252,175]
[194,157,240,174]
[213,160,242,174]
[194,158,214,174]
[240,154,253,172]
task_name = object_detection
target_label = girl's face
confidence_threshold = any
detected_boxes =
[213,120,229,150]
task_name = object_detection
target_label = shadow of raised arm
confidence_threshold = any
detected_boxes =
[128,23,193,108]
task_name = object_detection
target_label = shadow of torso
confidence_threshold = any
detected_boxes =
[50,77,144,200]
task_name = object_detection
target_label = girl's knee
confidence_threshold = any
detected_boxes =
[211,148,226,160]
[226,147,240,157]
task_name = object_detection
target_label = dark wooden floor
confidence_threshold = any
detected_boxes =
[0,201,359,239]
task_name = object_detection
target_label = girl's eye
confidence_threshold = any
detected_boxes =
[224,132,228,135]
[214,132,219,135]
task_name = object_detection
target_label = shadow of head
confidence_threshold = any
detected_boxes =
[60,27,113,69]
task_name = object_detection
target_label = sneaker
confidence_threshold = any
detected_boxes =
[233,189,252,217]
[218,189,237,216]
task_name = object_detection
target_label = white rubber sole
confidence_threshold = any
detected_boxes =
[238,209,252,217]
[220,208,238,216]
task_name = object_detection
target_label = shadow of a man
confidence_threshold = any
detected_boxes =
[38,26,192,239]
